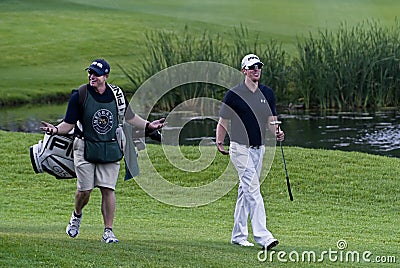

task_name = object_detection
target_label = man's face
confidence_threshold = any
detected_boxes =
[88,69,107,88]
[243,64,262,82]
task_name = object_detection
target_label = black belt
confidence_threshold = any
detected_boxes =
[233,142,263,149]
[247,145,261,149]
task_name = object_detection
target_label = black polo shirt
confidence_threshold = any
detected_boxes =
[219,81,277,146]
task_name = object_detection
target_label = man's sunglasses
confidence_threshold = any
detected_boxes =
[247,64,263,70]
[88,70,101,77]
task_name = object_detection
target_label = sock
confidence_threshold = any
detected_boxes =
[73,211,82,218]
[105,227,113,232]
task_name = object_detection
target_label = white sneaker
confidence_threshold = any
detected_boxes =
[66,211,82,238]
[232,240,254,247]
[102,229,119,243]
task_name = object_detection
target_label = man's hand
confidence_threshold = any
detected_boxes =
[145,118,165,142]
[40,121,58,135]
[217,142,229,155]
[270,120,285,142]
[147,118,165,131]
[276,127,285,142]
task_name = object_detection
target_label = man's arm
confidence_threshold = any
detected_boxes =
[40,121,75,135]
[125,114,165,131]
[216,117,229,155]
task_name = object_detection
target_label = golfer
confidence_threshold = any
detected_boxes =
[41,59,164,243]
[216,54,284,249]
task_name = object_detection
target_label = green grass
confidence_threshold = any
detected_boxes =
[1,130,399,267]
[1,0,400,105]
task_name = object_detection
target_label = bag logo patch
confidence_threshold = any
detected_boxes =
[92,108,113,134]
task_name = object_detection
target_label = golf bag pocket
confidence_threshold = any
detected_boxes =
[29,133,76,179]
[84,139,123,163]
[115,125,126,152]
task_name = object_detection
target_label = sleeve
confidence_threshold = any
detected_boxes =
[261,85,278,116]
[124,100,136,121]
[63,91,80,124]
[219,91,234,119]
[268,92,277,116]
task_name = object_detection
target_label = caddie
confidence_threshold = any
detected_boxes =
[40,58,164,243]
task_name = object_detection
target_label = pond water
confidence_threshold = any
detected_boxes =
[1,104,399,158]
[279,109,400,158]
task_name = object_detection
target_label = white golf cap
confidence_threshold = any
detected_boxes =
[241,54,264,69]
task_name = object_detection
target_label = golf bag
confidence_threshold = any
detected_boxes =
[30,133,76,179]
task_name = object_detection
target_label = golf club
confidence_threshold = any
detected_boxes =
[270,120,294,201]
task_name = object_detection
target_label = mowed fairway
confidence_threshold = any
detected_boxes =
[0,0,399,104]
[1,131,399,267]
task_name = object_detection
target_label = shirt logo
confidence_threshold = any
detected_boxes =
[92,109,113,134]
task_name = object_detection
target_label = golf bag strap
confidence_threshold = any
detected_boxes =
[108,83,126,125]
[77,84,87,109]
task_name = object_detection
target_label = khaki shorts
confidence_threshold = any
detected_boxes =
[73,138,120,191]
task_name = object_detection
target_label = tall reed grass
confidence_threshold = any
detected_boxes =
[293,19,400,109]
[121,25,289,111]
[123,20,399,110]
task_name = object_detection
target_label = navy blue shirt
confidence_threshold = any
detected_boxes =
[219,81,277,146]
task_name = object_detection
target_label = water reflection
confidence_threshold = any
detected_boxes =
[279,109,400,158]
[1,104,399,158]
[0,103,67,133]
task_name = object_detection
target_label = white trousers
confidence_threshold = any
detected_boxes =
[229,142,274,246]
